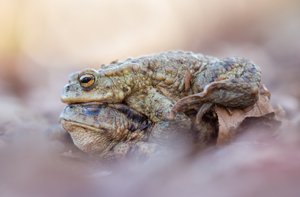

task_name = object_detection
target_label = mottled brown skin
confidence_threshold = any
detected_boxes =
[60,103,156,159]
[61,51,261,124]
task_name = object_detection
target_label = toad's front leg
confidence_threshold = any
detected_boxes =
[126,87,191,122]
[126,88,193,138]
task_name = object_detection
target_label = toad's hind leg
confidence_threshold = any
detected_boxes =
[170,79,259,116]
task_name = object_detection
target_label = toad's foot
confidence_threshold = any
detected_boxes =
[169,83,213,119]
[169,92,206,119]
[195,103,214,125]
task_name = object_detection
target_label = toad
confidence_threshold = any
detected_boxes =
[60,103,215,159]
[61,51,261,133]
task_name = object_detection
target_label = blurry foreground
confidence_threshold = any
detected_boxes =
[1,0,300,196]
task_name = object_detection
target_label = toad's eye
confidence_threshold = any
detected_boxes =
[79,74,95,88]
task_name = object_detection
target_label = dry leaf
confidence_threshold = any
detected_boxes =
[215,93,280,145]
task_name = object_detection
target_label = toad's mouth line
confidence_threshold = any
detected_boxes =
[60,119,105,133]
[70,101,108,106]
[61,96,108,105]
[62,100,109,106]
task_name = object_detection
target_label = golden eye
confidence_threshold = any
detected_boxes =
[79,74,95,88]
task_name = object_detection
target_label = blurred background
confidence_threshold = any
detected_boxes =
[1,0,300,196]
[1,0,300,118]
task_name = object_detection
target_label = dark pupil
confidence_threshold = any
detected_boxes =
[81,76,92,83]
